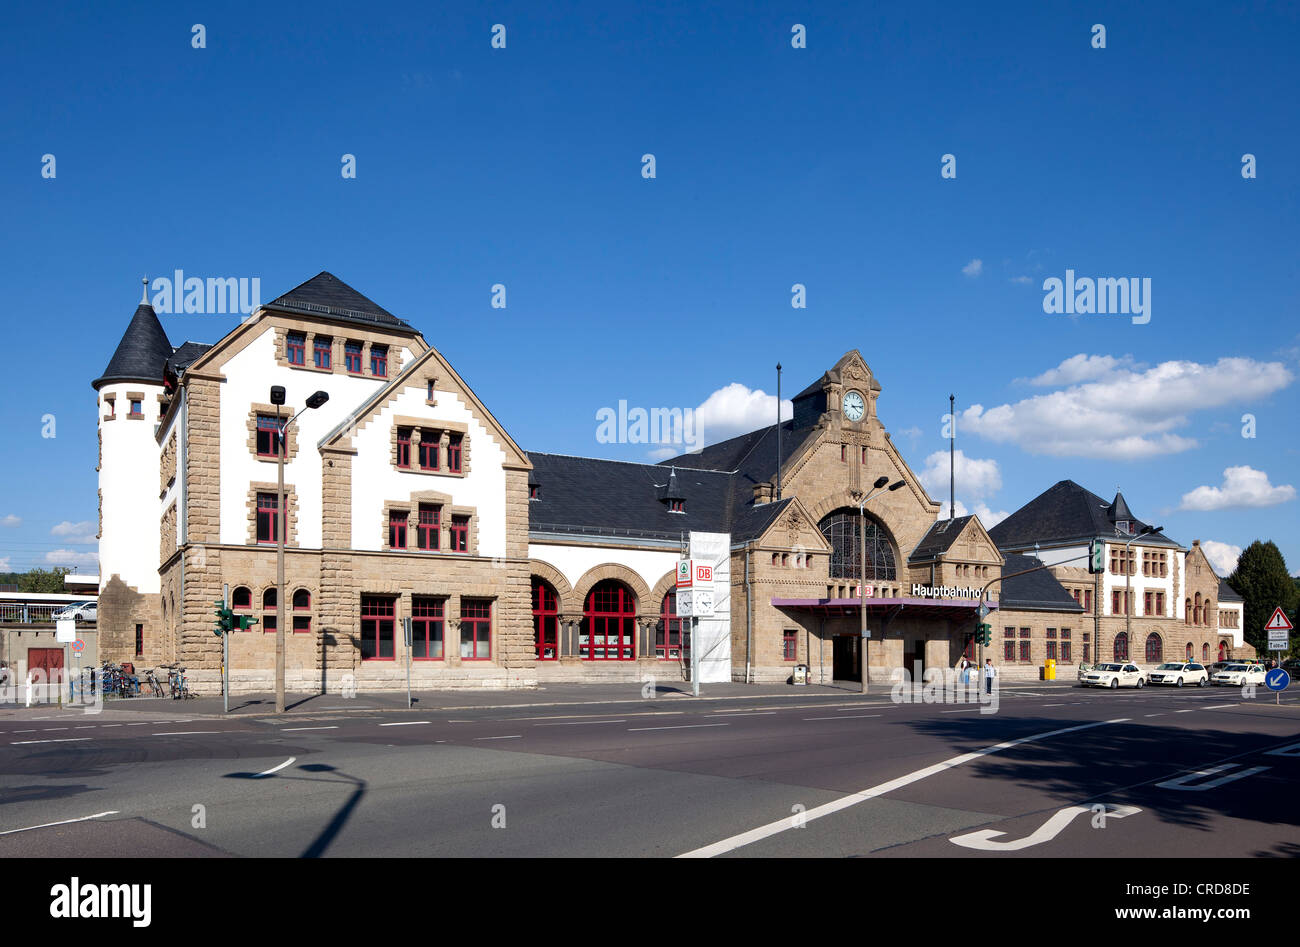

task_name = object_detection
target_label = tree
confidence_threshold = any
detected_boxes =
[1227,541,1299,654]
[17,567,72,593]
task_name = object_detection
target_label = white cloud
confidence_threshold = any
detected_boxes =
[646,446,677,461]
[2,515,20,527]
[1199,540,1242,577]
[936,500,1010,528]
[50,520,97,544]
[44,549,99,568]
[1021,353,1142,387]
[919,449,1002,501]
[0,557,9,571]
[962,356,1295,459]
[696,383,792,447]
[962,258,983,278]
[896,425,923,439]
[1178,466,1296,511]
[1008,276,1032,285]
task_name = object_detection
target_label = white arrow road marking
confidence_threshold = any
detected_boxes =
[678,717,1129,858]
[1264,742,1300,757]
[253,757,296,778]
[1156,763,1270,791]
[950,804,1141,852]
[0,811,120,836]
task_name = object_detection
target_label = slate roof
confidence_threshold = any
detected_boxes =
[164,341,213,377]
[999,554,1086,613]
[1218,577,1244,603]
[93,302,174,389]
[264,271,414,331]
[909,515,976,562]
[989,480,1181,550]
[526,451,787,544]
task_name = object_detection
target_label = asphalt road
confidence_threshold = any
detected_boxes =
[1,682,1297,857]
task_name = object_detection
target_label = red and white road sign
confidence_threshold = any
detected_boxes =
[1265,607,1294,632]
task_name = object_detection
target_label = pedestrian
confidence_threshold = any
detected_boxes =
[983,658,997,694]
[957,655,971,686]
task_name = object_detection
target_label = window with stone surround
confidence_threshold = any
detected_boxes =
[1018,628,1030,662]
[783,629,797,661]
[448,434,463,473]
[287,332,306,365]
[412,596,445,659]
[1046,628,1057,661]
[103,395,115,420]
[417,503,441,550]
[418,434,439,470]
[449,515,469,553]
[389,418,469,478]
[533,580,559,661]
[247,483,298,547]
[256,492,278,544]
[657,591,683,660]
[1113,632,1129,661]
[371,345,388,378]
[293,589,312,634]
[396,428,412,469]
[1003,627,1015,662]
[247,404,299,464]
[1060,629,1072,663]
[360,595,396,660]
[314,335,332,369]
[389,510,408,549]
[460,598,492,660]
[345,341,363,374]
[232,587,251,611]
[262,587,277,633]
[256,414,284,458]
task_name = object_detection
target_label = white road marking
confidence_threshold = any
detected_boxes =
[280,726,338,732]
[1042,703,1066,707]
[1174,709,1195,714]
[13,729,35,733]
[939,708,982,714]
[379,721,431,727]
[1145,713,1165,717]
[10,738,93,745]
[151,730,227,736]
[803,715,881,721]
[1264,742,1300,757]
[535,719,627,726]
[0,811,119,836]
[1204,704,1237,710]
[126,722,150,726]
[711,712,777,718]
[628,723,729,732]
[253,757,297,777]
[951,804,1141,851]
[41,728,68,732]
[1156,763,1270,791]
[99,724,121,728]
[475,735,522,740]
[678,717,1130,858]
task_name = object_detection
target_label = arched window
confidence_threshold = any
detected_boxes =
[656,591,684,660]
[232,586,252,611]
[1202,642,1209,663]
[1194,605,1202,626]
[1218,641,1227,661]
[1113,632,1129,661]
[292,589,311,634]
[1184,598,1191,625]
[581,580,636,661]
[1145,632,1163,663]
[262,588,277,633]
[819,510,896,581]
[532,578,559,661]
[1186,641,1194,661]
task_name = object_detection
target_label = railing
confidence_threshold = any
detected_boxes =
[531,522,690,543]
[0,603,72,623]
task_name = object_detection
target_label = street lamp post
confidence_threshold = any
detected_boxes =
[1123,524,1162,665]
[271,386,330,715]
[859,477,906,694]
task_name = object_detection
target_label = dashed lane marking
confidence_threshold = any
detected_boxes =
[534,719,627,726]
[474,735,522,740]
[0,811,119,836]
[10,738,92,745]
[379,721,431,727]
[803,714,882,721]
[628,723,729,732]
[280,726,338,732]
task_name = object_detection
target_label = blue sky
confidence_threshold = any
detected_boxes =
[1,0,1297,577]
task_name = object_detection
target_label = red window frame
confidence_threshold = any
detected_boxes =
[256,415,284,458]
[460,599,492,660]
[135,624,143,656]
[129,399,143,418]
[313,337,332,369]
[417,504,440,550]
[427,380,436,402]
[1202,642,1210,662]
[449,515,469,553]
[529,484,539,500]
[783,629,798,661]
[344,341,363,374]
[656,592,683,659]
[411,596,445,660]
[667,499,684,512]
[262,588,277,633]
[396,428,412,468]
[533,580,559,660]
[1004,640,1015,662]
[371,346,388,378]
[256,492,279,544]
[232,586,252,611]
[1113,632,1129,662]
[389,510,407,549]
[447,434,463,473]
[1046,640,1057,660]
[1145,633,1163,664]
[287,333,306,365]
[1186,641,1194,661]
[360,595,396,660]
[841,444,847,462]
[418,436,439,470]
[581,581,635,661]
[293,589,311,634]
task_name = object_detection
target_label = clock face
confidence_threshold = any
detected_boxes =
[842,390,866,422]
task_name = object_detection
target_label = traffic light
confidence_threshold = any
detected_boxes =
[974,622,992,647]
[213,600,237,636]
[1089,539,1104,574]
[237,615,259,631]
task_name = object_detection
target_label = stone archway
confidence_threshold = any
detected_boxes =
[528,559,576,615]
[572,563,652,614]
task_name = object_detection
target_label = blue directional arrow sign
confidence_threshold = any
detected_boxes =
[1265,668,1290,692]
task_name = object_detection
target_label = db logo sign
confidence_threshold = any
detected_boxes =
[696,565,713,583]
[677,560,714,589]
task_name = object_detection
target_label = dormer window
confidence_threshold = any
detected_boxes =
[529,484,539,500]
[1116,520,1131,536]
[667,499,685,513]
[128,399,143,418]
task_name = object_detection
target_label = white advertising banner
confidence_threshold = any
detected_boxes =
[689,531,731,683]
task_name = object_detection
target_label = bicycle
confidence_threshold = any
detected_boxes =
[145,668,167,698]
[164,665,194,700]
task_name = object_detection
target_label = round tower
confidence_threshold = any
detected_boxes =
[92,279,173,661]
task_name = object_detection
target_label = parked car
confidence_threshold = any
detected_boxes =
[1205,661,1234,677]
[53,602,97,622]
[1211,663,1267,686]
[1147,662,1210,687]
[1080,662,1146,688]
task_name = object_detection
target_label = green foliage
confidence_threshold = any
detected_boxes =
[17,567,72,593]
[1227,541,1299,654]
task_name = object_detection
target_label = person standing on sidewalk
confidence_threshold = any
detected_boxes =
[983,658,997,694]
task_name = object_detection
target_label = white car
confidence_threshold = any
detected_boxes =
[1081,662,1147,689]
[1211,663,1266,686]
[1147,662,1210,687]
[53,602,97,622]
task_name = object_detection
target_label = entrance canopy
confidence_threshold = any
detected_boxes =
[770,596,999,621]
